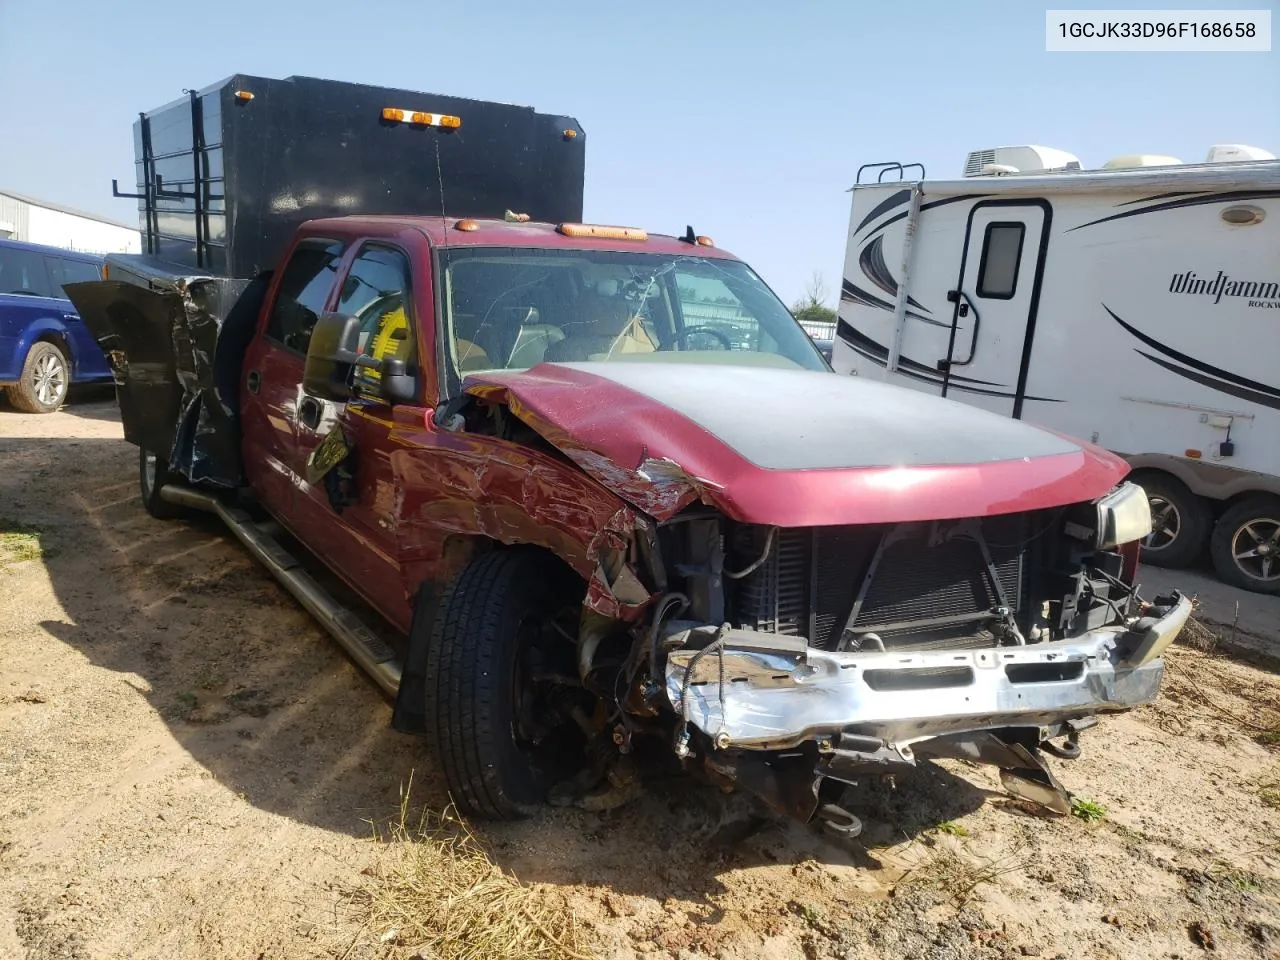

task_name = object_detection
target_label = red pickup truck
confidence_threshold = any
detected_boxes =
[70,74,1191,837]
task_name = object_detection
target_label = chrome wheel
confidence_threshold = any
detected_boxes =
[1230,515,1280,583]
[1145,495,1180,553]
[31,351,67,408]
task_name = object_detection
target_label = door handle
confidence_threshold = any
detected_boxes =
[298,396,322,430]
[938,291,981,370]
[246,370,261,394]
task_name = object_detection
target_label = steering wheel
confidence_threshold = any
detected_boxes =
[674,325,733,350]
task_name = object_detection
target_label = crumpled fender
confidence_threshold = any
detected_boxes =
[389,423,655,620]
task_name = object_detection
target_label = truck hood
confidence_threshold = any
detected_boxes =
[462,361,1128,526]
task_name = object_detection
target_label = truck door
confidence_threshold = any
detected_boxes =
[291,242,423,631]
[939,201,1050,418]
[240,237,347,522]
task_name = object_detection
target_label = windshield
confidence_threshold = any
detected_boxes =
[436,246,827,387]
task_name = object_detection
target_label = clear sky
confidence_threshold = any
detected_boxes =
[0,0,1275,304]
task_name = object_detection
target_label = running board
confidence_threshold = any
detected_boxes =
[158,484,403,697]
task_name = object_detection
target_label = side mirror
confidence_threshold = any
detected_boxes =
[303,312,361,401]
[379,357,418,404]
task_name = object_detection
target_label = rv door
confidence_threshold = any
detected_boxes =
[940,201,1049,418]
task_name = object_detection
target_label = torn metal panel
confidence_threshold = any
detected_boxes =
[64,255,265,488]
[464,379,723,521]
[390,429,654,620]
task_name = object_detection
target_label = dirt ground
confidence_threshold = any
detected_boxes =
[2,398,1279,960]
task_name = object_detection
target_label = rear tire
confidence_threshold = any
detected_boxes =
[1210,496,1280,595]
[1134,473,1211,569]
[138,447,187,520]
[423,548,585,820]
[6,341,69,413]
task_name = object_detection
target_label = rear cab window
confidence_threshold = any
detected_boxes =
[265,238,346,353]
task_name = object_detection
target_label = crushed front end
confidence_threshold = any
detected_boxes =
[629,482,1189,832]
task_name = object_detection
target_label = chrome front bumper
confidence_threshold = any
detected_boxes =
[664,592,1192,751]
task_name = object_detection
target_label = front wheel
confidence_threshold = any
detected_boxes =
[138,447,188,520]
[423,548,587,820]
[6,341,69,413]
[1210,497,1280,595]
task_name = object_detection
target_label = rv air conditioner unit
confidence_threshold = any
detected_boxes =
[1102,154,1183,170]
[1205,144,1276,163]
[962,145,1082,177]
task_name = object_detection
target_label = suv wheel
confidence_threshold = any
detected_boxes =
[1135,474,1210,569]
[423,548,589,820]
[1210,497,1280,595]
[6,341,69,413]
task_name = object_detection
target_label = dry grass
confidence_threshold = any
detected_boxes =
[1261,768,1280,810]
[1148,618,1280,745]
[355,775,592,960]
[892,836,1030,906]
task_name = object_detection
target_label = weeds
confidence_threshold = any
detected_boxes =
[354,774,591,960]
[0,520,44,572]
[1070,797,1107,822]
[935,820,970,838]
[893,835,1029,906]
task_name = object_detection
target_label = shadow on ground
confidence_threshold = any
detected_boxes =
[3,428,991,903]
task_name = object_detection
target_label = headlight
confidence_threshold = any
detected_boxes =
[1094,481,1153,550]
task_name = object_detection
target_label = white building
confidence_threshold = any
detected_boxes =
[0,190,140,255]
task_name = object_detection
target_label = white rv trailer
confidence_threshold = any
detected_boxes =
[831,146,1280,595]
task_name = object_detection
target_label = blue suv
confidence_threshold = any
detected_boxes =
[0,238,113,413]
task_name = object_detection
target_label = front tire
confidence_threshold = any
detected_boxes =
[1210,496,1280,595]
[423,548,585,820]
[6,341,69,413]
[1135,473,1211,569]
[138,447,187,520]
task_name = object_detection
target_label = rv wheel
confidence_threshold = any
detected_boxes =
[1210,496,1280,595]
[1135,474,1210,569]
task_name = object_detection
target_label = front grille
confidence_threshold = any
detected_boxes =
[730,513,1035,652]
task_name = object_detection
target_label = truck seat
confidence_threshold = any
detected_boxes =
[455,339,491,372]
[542,297,656,363]
[507,324,565,368]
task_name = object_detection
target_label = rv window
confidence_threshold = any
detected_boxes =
[265,239,345,353]
[976,222,1025,299]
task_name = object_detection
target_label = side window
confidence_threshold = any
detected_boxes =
[0,247,53,298]
[265,239,345,353]
[976,223,1026,299]
[336,245,417,396]
[45,257,102,299]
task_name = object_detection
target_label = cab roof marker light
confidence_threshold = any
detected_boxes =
[382,106,462,128]
[557,223,649,241]
[233,90,255,102]
[455,219,480,232]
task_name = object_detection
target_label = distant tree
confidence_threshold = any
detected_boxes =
[791,271,837,325]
